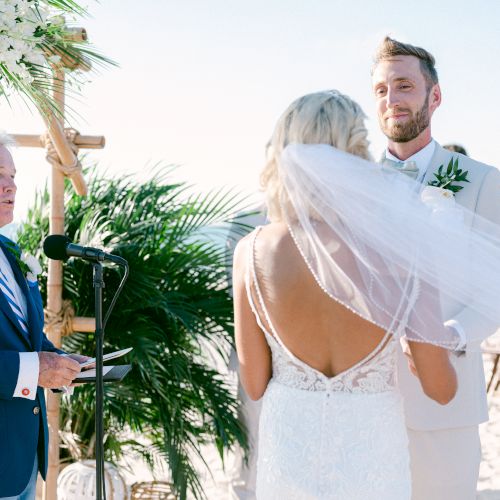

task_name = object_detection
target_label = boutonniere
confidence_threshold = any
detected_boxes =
[428,157,470,194]
[421,185,464,228]
[3,241,42,283]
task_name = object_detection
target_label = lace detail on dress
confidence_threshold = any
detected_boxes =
[245,226,398,394]
[263,331,397,393]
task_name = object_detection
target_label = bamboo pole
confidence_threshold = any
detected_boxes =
[43,67,67,500]
[64,27,88,43]
[12,133,105,150]
[42,113,88,196]
[72,316,96,333]
[42,27,92,72]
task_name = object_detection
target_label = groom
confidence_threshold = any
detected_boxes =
[0,137,82,499]
[371,36,500,499]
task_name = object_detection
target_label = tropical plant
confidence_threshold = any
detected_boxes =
[17,166,251,499]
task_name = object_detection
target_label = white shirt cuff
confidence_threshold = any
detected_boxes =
[444,319,467,351]
[13,352,39,400]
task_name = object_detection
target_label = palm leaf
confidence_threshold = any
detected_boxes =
[17,164,250,499]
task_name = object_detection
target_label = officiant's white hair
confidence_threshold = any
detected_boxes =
[261,90,371,222]
[0,132,16,148]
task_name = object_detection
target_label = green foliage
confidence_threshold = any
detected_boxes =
[428,157,470,193]
[17,167,252,499]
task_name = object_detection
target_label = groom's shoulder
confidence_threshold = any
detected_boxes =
[435,143,498,179]
[461,153,497,175]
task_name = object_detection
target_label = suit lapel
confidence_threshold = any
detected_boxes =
[0,239,35,348]
[0,282,32,348]
[422,144,453,187]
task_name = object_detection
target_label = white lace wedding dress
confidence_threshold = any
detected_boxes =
[246,228,411,499]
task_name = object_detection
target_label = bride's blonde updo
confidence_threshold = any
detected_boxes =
[261,90,371,222]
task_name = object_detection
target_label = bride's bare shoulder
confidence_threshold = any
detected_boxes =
[257,222,289,241]
[234,223,292,267]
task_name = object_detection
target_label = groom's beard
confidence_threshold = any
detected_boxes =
[380,93,430,143]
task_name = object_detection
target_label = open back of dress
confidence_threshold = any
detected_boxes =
[246,226,398,394]
[246,227,411,499]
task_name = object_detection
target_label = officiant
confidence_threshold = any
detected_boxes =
[0,136,84,499]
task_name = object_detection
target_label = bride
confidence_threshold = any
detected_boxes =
[232,90,500,498]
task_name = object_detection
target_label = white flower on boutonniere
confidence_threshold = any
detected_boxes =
[3,241,42,284]
[21,252,42,283]
[421,186,464,228]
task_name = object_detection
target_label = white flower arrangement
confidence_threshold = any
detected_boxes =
[0,0,113,113]
[0,0,56,85]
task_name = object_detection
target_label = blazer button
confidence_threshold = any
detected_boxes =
[33,406,40,415]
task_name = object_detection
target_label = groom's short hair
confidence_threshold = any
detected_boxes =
[373,36,438,89]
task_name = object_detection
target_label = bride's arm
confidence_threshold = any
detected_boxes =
[407,341,457,405]
[233,237,272,401]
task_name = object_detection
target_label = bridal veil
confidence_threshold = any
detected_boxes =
[279,143,500,350]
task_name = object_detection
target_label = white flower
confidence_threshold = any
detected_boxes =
[49,15,65,27]
[20,22,36,37]
[48,54,61,64]
[421,185,455,209]
[0,35,11,52]
[421,186,464,228]
[24,50,46,66]
[21,252,42,282]
[15,0,32,16]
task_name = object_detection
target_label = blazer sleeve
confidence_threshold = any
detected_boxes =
[0,350,21,400]
[29,276,65,355]
[41,334,65,354]
[451,166,500,343]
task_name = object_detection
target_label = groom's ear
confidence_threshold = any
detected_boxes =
[429,84,442,114]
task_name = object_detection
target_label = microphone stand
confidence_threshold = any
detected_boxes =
[93,262,105,500]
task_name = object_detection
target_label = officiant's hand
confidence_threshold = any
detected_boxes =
[66,353,94,368]
[65,353,94,387]
[38,352,81,389]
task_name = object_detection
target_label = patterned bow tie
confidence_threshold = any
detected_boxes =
[382,158,419,180]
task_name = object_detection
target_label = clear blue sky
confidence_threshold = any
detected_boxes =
[2,0,500,222]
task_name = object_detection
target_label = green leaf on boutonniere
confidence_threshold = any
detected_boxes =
[428,157,470,194]
[3,240,30,276]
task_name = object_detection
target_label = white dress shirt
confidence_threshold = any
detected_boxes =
[0,248,39,400]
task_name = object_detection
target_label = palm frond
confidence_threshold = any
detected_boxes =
[17,163,252,499]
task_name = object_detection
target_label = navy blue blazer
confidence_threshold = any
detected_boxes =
[0,235,62,497]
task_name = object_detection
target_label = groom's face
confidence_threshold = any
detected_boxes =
[372,55,440,143]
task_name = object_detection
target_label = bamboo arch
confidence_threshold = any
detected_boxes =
[9,26,103,500]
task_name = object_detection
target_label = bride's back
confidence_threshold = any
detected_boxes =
[251,223,387,378]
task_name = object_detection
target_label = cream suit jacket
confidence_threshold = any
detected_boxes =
[397,143,500,430]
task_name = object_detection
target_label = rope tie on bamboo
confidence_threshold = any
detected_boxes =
[44,299,75,337]
[43,128,82,177]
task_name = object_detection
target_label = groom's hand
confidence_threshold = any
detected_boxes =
[401,340,419,377]
[38,352,81,389]
[405,353,418,377]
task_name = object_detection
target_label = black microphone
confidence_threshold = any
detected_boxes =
[43,235,127,266]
